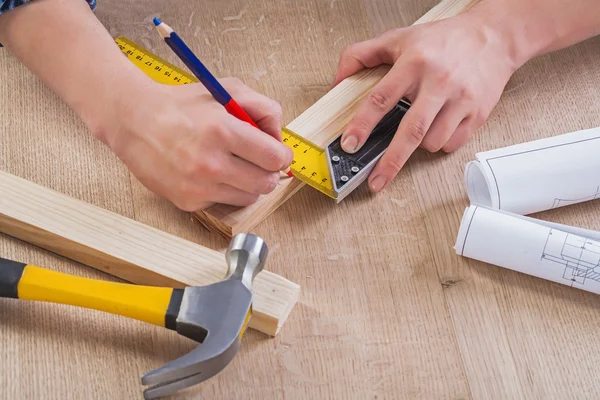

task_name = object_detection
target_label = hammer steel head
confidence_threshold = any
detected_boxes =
[140,233,268,399]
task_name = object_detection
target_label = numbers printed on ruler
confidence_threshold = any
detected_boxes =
[282,128,336,198]
[116,37,197,86]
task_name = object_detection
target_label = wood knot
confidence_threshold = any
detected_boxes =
[441,278,461,289]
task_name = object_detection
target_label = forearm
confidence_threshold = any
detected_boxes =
[467,0,600,67]
[0,0,152,142]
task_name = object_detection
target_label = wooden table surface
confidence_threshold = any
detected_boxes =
[2,0,600,399]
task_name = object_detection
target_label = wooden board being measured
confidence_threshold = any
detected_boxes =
[193,0,481,238]
[0,170,300,336]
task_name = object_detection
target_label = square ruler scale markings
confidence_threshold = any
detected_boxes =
[115,37,410,202]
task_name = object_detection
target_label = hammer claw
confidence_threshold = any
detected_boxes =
[141,287,246,396]
[142,349,232,400]
[141,336,237,386]
[143,372,204,400]
[139,233,268,398]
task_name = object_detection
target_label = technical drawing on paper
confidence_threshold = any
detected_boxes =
[541,229,600,286]
[552,186,600,209]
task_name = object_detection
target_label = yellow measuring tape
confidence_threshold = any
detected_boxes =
[115,36,335,199]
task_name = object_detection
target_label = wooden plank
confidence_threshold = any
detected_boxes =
[0,170,300,336]
[193,0,482,239]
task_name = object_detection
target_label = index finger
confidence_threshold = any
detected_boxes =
[221,77,284,142]
[227,116,294,172]
[340,61,415,154]
[368,94,444,192]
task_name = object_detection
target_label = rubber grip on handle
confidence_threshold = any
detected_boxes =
[0,257,26,299]
[2,261,177,328]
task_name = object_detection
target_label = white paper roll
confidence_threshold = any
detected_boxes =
[455,205,600,295]
[464,126,600,215]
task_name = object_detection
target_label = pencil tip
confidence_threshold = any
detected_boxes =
[153,17,161,26]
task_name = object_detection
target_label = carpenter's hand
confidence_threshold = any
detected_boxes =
[99,77,293,211]
[333,13,519,192]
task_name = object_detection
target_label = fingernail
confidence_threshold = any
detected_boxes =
[370,176,387,192]
[341,135,359,153]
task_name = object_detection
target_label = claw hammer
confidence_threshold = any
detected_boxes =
[0,232,268,399]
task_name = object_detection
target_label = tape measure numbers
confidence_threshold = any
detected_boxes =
[115,36,336,199]
[116,36,196,85]
[281,128,335,198]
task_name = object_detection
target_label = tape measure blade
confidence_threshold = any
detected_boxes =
[291,168,337,199]
[282,128,337,199]
[115,36,197,85]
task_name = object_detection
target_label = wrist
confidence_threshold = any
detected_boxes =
[85,70,156,149]
[0,0,154,148]
[462,0,555,70]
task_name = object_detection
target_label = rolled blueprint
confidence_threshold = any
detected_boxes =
[455,205,600,294]
[465,126,600,215]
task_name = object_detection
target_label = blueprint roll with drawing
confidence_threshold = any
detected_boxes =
[455,205,600,294]
[455,125,600,294]
[464,126,600,215]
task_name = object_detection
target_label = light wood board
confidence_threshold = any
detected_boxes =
[2,0,600,398]
[0,170,299,336]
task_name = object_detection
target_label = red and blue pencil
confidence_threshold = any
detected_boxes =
[152,17,293,177]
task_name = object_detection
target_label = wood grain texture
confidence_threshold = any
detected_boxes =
[3,0,600,398]
[377,2,600,398]
[193,0,481,239]
[0,171,299,336]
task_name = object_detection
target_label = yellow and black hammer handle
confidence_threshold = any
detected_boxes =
[0,257,184,330]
